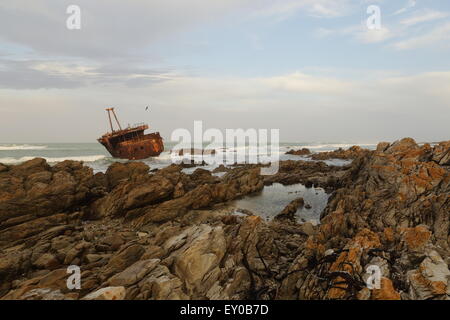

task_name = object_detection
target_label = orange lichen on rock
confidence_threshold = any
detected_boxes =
[371,164,397,173]
[383,228,395,243]
[326,247,361,299]
[246,215,263,225]
[371,278,401,300]
[304,237,325,256]
[430,281,447,295]
[318,210,345,240]
[402,148,429,161]
[401,226,431,251]
[409,270,447,297]
[427,166,446,182]
[353,229,381,249]
[418,264,448,295]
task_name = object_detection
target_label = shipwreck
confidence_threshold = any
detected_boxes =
[98,107,164,160]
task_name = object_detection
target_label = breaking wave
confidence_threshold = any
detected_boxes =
[294,143,377,150]
[0,144,48,151]
[0,155,106,164]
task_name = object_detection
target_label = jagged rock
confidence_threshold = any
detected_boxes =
[299,222,317,236]
[0,138,448,300]
[376,142,390,152]
[0,159,104,246]
[100,235,124,251]
[103,244,145,278]
[432,141,450,166]
[21,288,71,300]
[1,268,70,300]
[0,163,8,173]
[173,225,226,294]
[91,173,175,218]
[108,259,160,286]
[82,286,126,300]
[372,278,401,300]
[280,138,450,300]
[212,164,230,174]
[407,250,450,300]
[85,254,103,263]
[137,265,188,300]
[105,162,149,189]
[275,198,304,221]
[63,241,92,265]
[263,160,347,192]
[386,137,420,154]
[310,145,368,160]
[33,253,59,270]
[286,148,311,156]
[132,168,264,225]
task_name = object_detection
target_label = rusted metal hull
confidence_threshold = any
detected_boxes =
[98,108,164,160]
[98,132,164,160]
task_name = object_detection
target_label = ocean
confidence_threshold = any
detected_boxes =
[0,142,378,173]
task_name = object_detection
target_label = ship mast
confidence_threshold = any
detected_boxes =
[105,107,123,132]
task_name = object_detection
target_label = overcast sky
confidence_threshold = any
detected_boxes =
[0,0,449,143]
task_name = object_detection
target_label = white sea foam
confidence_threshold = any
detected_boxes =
[0,142,367,171]
[0,144,48,151]
[0,155,106,164]
[301,143,377,150]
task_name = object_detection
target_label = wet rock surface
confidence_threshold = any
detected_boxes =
[310,145,369,161]
[263,160,349,193]
[286,145,369,161]
[0,138,449,300]
[286,148,311,156]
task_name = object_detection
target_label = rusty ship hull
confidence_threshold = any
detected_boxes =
[98,108,164,160]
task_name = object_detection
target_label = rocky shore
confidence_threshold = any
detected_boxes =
[0,138,449,300]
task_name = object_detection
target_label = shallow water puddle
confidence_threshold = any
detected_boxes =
[232,183,330,224]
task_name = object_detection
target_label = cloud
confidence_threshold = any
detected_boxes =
[393,22,450,50]
[315,7,450,47]
[316,25,395,44]
[355,26,394,43]
[0,58,179,89]
[306,0,353,18]
[400,9,449,26]
[393,0,417,16]
[0,59,85,89]
[0,1,449,143]
[0,0,251,59]
[251,0,354,20]
[2,69,450,142]
[261,72,354,94]
[0,0,355,61]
